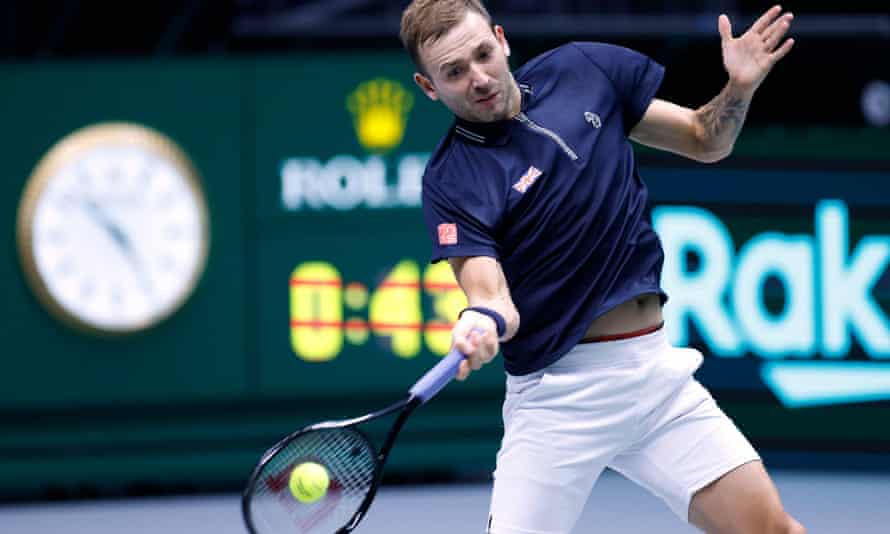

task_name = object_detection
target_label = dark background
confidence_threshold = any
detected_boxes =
[2,1,887,130]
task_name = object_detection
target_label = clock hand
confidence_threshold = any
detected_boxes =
[81,197,155,297]
[130,256,156,299]
[82,197,132,252]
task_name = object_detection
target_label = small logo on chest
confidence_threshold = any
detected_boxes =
[512,165,543,194]
[584,111,602,129]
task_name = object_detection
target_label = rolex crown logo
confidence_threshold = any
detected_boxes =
[346,78,414,153]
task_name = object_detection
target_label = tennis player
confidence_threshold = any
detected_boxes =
[401,1,803,533]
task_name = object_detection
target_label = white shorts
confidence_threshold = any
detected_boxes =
[488,328,760,534]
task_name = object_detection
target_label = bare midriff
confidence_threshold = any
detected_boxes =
[582,292,663,340]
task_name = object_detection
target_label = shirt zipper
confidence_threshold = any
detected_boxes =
[514,112,580,161]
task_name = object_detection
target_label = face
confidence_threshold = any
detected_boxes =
[414,12,519,123]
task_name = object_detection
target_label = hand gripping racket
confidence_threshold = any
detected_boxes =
[242,346,468,534]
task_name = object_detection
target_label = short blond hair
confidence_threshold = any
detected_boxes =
[400,0,493,75]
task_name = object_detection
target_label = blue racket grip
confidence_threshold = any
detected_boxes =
[409,347,466,404]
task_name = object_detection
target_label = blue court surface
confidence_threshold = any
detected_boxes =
[2,469,889,533]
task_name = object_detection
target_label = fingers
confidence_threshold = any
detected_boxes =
[762,12,793,50]
[718,14,733,42]
[452,327,497,381]
[751,5,784,35]
[454,333,475,381]
[467,329,497,371]
[456,355,483,381]
[770,37,795,63]
[457,360,470,381]
[453,333,477,360]
[455,346,481,382]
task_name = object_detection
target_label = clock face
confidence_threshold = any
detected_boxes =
[17,123,210,334]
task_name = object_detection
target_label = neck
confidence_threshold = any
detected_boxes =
[507,77,522,118]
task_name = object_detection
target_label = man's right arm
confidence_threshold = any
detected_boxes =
[448,256,520,381]
[630,7,794,163]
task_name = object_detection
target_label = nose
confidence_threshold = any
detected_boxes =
[469,63,492,91]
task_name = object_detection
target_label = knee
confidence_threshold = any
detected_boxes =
[772,513,806,534]
[714,511,805,534]
[788,518,806,534]
[738,510,805,534]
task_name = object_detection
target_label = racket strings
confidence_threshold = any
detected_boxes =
[250,427,377,534]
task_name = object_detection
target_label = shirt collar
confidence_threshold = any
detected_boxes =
[452,82,533,147]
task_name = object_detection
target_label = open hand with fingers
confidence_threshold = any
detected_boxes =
[719,5,795,97]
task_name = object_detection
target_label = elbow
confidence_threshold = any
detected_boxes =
[695,142,733,164]
[696,151,730,164]
[691,119,733,163]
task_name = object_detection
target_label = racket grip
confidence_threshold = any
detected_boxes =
[409,348,465,404]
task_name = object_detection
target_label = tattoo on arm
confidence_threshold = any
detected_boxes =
[697,87,750,152]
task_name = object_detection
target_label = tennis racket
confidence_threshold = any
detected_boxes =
[241,346,468,534]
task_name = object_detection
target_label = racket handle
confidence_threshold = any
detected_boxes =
[409,348,465,404]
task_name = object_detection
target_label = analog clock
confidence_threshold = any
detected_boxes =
[16,122,210,335]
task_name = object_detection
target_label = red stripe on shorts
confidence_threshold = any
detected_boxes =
[579,322,664,344]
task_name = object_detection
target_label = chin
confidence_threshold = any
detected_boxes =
[489,108,509,122]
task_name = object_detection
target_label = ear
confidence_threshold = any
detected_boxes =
[414,72,438,101]
[494,25,510,57]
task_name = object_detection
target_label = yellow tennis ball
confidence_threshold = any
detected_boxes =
[289,462,330,503]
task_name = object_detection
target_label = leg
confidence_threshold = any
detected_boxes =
[488,370,610,534]
[689,460,806,534]
[489,462,605,534]
[488,359,643,534]
[610,375,801,532]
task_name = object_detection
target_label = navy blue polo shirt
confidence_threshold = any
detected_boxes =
[421,42,667,375]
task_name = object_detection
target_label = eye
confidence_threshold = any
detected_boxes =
[478,50,491,61]
[447,66,463,79]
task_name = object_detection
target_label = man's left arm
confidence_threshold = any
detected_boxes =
[630,5,795,163]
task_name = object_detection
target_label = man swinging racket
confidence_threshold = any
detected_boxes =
[401,1,805,533]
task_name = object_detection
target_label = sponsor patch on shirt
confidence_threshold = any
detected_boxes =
[438,223,458,245]
[512,165,543,194]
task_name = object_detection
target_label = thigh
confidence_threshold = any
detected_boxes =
[488,370,632,534]
[687,460,789,534]
[609,379,760,522]
[489,463,606,534]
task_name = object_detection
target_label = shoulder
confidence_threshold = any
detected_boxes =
[515,42,645,84]
[423,128,458,184]
[514,43,604,79]
[422,129,506,198]
[568,42,651,70]
[513,45,563,79]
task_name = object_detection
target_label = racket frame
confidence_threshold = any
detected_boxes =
[243,345,466,534]
[241,395,422,534]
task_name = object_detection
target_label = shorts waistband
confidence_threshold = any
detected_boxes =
[579,322,665,344]
[546,325,671,371]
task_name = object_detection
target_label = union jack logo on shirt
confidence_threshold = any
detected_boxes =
[438,223,458,245]
[512,165,543,194]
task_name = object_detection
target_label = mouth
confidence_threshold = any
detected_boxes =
[476,91,499,105]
